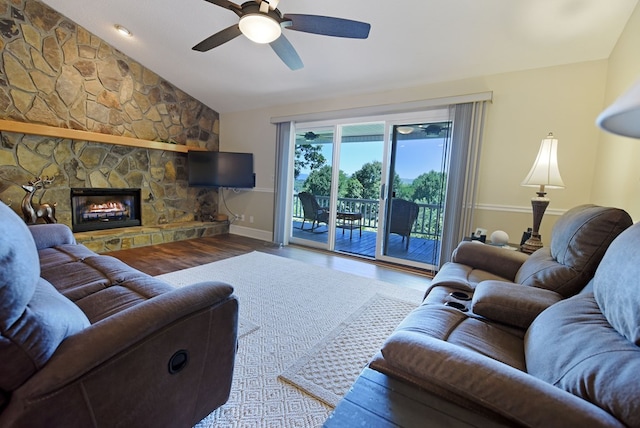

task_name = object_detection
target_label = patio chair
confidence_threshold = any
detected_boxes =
[389,198,419,249]
[298,192,329,232]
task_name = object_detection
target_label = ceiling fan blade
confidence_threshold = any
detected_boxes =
[203,0,243,16]
[192,25,242,52]
[283,14,371,39]
[270,34,303,70]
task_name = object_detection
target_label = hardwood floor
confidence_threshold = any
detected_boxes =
[105,234,433,292]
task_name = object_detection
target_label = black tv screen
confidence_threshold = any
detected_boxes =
[188,151,255,188]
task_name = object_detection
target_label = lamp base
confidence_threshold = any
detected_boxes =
[521,233,543,254]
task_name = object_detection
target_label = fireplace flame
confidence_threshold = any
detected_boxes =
[88,201,125,213]
[81,200,129,221]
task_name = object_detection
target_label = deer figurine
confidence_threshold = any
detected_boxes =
[21,176,57,224]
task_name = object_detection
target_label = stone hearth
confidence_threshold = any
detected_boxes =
[75,220,229,253]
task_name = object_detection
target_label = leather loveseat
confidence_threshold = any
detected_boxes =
[0,202,238,427]
[370,204,639,427]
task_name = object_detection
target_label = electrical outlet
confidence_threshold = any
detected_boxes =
[240,214,245,221]
[249,216,254,223]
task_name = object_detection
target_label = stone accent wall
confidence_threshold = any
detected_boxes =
[0,0,222,241]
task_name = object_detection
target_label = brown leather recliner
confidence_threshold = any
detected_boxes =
[370,204,639,427]
[0,202,238,427]
[423,204,633,328]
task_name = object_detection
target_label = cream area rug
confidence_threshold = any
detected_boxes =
[278,294,417,407]
[156,251,425,427]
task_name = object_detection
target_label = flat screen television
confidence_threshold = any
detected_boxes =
[188,151,255,188]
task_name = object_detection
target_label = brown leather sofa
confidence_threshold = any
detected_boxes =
[0,202,238,427]
[370,204,639,427]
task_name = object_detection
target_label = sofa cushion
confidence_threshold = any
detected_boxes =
[525,293,640,427]
[516,205,632,297]
[386,304,526,371]
[593,222,640,345]
[36,245,175,323]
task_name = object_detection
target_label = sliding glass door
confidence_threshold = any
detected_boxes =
[379,121,450,268]
[290,126,335,249]
[289,110,452,270]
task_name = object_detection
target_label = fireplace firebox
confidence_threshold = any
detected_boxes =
[71,188,142,232]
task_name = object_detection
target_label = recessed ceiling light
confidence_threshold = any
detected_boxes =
[114,24,132,37]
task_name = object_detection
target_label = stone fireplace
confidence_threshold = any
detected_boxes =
[71,188,142,232]
[0,0,229,253]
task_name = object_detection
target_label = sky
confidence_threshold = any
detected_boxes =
[302,138,447,181]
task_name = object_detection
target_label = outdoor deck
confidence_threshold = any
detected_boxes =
[291,221,440,266]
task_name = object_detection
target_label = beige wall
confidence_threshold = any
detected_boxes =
[592,2,640,219]
[220,60,607,242]
[475,60,608,241]
[221,57,615,244]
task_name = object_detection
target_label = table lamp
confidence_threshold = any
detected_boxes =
[520,132,565,254]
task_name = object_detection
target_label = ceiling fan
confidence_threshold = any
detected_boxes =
[192,0,371,70]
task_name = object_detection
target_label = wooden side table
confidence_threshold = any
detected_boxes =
[324,367,509,427]
[336,211,363,239]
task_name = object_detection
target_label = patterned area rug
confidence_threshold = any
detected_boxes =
[238,317,259,338]
[156,251,425,427]
[279,294,417,407]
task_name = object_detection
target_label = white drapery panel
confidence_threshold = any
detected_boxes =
[272,121,293,246]
[438,101,488,266]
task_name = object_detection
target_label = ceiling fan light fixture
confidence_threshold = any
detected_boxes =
[397,126,415,135]
[239,13,282,44]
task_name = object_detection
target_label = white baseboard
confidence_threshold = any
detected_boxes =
[229,224,273,242]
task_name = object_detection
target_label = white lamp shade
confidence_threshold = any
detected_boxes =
[521,133,565,188]
[596,77,640,138]
[239,13,282,44]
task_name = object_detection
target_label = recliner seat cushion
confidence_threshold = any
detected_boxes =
[525,293,640,427]
[515,204,632,297]
[38,244,175,323]
[385,304,526,371]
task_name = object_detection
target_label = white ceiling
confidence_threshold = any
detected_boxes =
[41,0,638,114]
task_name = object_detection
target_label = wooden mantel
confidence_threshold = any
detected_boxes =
[0,119,207,153]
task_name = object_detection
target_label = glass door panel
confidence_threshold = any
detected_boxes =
[334,123,384,257]
[380,122,451,269]
[290,126,334,248]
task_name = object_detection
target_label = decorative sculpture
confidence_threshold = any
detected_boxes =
[21,176,57,224]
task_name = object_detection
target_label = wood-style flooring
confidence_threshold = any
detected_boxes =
[105,234,433,292]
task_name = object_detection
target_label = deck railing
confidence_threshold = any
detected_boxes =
[292,194,443,240]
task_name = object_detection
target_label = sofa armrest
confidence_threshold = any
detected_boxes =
[28,224,76,249]
[380,331,624,427]
[471,281,563,329]
[16,282,238,396]
[452,242,529,281]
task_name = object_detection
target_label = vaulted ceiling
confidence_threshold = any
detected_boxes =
[41,0,639,114]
